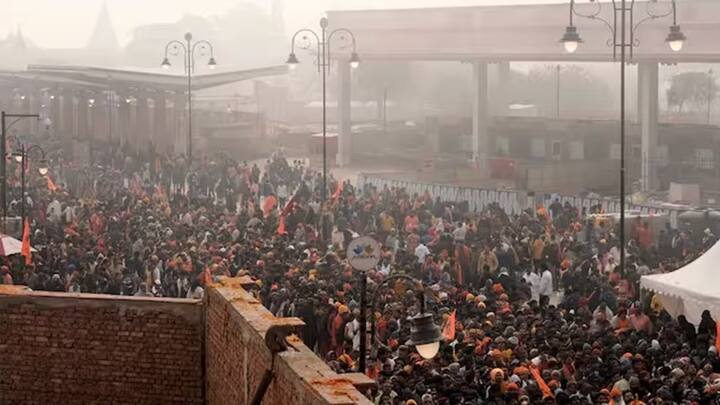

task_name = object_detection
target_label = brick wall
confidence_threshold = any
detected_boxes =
[0,285,204,405]
[0,276,375,405]
[205,277,374,405]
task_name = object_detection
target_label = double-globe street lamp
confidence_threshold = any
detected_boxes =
[560,0,686,274]
[1,112,51,224]
[161,32,217,163]
[10,140,48,234]
[285,17,360,204]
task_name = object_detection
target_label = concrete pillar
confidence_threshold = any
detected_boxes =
[638,62,659,192]
[93,96,108,144]
[77,93,88,140]
[117,95,130,147]
[426,116,441,154]
[492,62,511,116]
[128,98,138,151]
[136,96,149,155]
[472,62,490,171]
[27,88,38,135]
[154,94,168,155]
[336,59,352,167]
[60,90,73,138]
[174,94,187,155]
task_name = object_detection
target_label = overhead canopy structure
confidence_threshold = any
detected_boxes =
[23,64,288,92]
[327,0,720,62]
[641,242,720,325]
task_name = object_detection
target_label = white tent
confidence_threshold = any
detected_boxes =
[641,241,720,325]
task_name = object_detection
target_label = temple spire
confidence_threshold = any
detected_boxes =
[87,1,120,50]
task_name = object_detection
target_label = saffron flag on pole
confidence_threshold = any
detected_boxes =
[21,218,31,265]
[262,195,277,218]
[530,366,554,399]
[442,309,456,341]
[277,215,287,235]
[47,176,59,192]
[332,180,343,203]
[715,321,720,355]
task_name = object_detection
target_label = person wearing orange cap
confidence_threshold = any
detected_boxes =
[486,368,507,400]
[330,304,350,356]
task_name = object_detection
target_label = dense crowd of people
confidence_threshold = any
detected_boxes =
[2,140,719,404]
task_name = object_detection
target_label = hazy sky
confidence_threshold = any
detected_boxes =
[5,0,559,48]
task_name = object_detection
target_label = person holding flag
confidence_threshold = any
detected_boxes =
[21,218,32,265]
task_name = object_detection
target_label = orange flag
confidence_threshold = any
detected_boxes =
[332,180,344,202]
[21,218,31,265]
[277,215,287,235]
[47,176,59,192]
[530,366,554,399]
[442,309,456,341]
[715,321,720,355]
[262,195,277,218]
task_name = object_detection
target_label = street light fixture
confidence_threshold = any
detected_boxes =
[161,32,217,163]
[38,163,48,177]
[561,0,685,57]
[286,17,360,206]
[409,312,442,360]
[560,25,582,54]
[349,52,361,69]
[559,0,686,275]
[360,274,441,373]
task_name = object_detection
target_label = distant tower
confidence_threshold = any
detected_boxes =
[87,1,120,50]
[14,25,26,50]
[272,0,285,33]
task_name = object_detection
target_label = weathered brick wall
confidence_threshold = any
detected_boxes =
[206,277,374,405]
[0,285,204,405]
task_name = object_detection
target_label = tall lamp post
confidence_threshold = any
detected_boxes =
[560,0,686,274]
[161,32,217,163]
[359,274,442,374]
[708,68,715,125]
[11,142,48,233]
[556,64,562,119]
[1,112,44,223]
[285,17,361,203]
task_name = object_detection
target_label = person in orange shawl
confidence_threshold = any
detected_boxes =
[330,304,350,356]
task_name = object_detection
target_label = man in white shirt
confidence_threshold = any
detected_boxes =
[344,310,361,353]
[46,199,63,224]
[539,265,553,307]
[522,268,541,303]
[414,243,430,265]
[453,222,467,243]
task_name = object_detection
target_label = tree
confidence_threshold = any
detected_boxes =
[667,71,718,113]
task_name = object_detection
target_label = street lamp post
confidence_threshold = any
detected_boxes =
[1,112,41,223]
[560,0,686,274]
[11,142,47,234]
[360,274,442,374]
[161,32,217,163]
[556,64,561,119]
[708,68,715,125]
[285,17,361,204]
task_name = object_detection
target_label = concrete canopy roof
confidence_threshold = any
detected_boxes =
[6,64,289,92]
[327,0,720,63]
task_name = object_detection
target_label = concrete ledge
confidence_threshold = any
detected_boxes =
[0,285,203,323]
